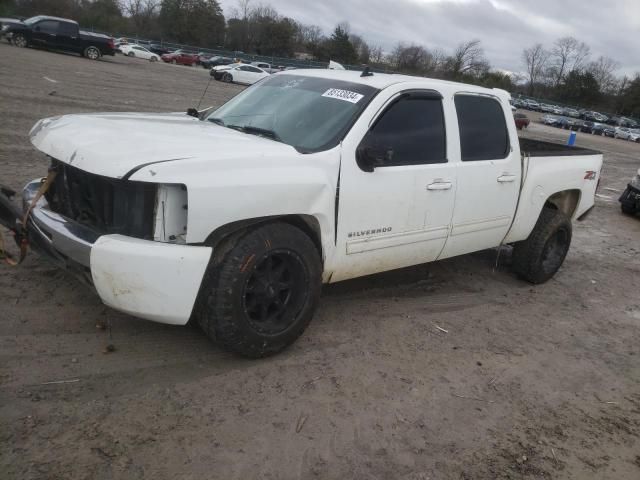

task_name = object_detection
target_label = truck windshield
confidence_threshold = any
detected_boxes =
[206,74,379,153]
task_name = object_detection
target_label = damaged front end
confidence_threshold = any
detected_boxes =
[0,184,27,264]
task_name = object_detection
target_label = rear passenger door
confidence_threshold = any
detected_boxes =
[439,93,520,259]
[55,21,79,52]
[335,89,457,281]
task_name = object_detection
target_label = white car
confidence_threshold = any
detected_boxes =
[15,69,603,358]
[215,64,270,85]
[614,127,632,140]
[551,106,564,115]
[627,129,640,142]
[120,44,160,62]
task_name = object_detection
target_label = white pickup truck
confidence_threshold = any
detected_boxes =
[3,69,603,357]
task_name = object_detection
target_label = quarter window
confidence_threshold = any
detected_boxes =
[455,95,509,161]
[359,93,446,167]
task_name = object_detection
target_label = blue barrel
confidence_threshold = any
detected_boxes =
[567,131,577,146]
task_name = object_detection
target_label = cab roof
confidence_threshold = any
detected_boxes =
[278,68,511,101]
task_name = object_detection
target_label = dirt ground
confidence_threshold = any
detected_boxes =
[1,43,639,480]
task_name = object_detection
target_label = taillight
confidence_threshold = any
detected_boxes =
[107,38,114,49]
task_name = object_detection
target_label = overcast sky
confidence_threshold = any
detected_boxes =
[218,0,640,77]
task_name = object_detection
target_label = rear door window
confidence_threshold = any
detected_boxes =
[455,95,509,161]
[57,21,77,36]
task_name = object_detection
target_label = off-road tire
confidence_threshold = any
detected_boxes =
[84,46,100,60]
[13,33,27,48]
[196,223,322,358]
[512,207,572,284]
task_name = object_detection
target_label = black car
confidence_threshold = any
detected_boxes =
[603,127,615,137]
[580,121,605,135]
[4,15,115,59]
[619,170,640,216]
[557,117,581,130]
[201,55,233,69]
[148,43,173,55]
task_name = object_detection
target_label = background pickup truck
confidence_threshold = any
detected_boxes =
[2,70,603,358]
[3,15,115,59]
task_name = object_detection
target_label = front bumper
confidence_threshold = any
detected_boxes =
[23,180,212,325]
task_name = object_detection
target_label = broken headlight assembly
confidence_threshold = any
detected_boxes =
[153,184,188,244]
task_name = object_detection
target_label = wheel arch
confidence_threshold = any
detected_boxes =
[204,214,324,266]
[544,189,581,219]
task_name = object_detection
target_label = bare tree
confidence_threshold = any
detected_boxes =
[120,0,160,35]
[587,55,620,94]
[444,39,488,79]
[522,43,549,95]
[369,45,384,65]
[549,37,591,86]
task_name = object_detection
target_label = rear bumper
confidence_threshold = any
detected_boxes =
[23,180,212,325]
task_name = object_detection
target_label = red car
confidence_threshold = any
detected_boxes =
[514,113,530,130]
[161,49,198,66]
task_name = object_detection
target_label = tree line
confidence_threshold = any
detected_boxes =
[521,38,639,116]
[2,0,639,116]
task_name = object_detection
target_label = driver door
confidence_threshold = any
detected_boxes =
[333,90,457,282]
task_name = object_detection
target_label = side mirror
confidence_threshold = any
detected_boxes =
[356,144,393,172]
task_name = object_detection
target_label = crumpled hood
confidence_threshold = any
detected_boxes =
[29,112,297,178]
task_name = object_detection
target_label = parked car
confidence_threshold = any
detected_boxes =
[120,44,160,62]
[251,61,280,74]
[514,113,530,130]
[591,123,606,135]
[551,106,564,115]
[3,70,603,358]
[614,127,632,139]
[580,121,596,134]
[202,55,233,69]
[627,129,640,142]
[539,104,554,113]
[541,114,560,126]
[557,117,581,130]
[161,49,198,66]
[619,169,640,216]
[524,100,540,111]
[214,64,270,85]
[148,43,172,56]
[564,108,580,118]
[603,127,615,137]
[4,15,115,59]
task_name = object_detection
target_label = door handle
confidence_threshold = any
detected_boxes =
[426,181,452,191]
[497,175,517,183]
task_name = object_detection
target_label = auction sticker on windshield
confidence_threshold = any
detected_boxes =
[322,88,364,103]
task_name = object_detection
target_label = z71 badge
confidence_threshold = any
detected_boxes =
[348,227,392,238]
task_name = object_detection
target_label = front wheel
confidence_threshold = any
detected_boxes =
[222,73,232,83]
[127,51,135,57]
[196,223,322,358]
[171,59,177,65]
[150,56,157,62]
[512,207,572,284]
[13,33,27,48]
[84,46,100,60]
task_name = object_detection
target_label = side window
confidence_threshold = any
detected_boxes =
[36,20,59,34]
[455,95,509,162]
[57,21,77,36]
[359,93,446,168]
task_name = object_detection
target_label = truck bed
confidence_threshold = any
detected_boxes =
[519,138,601,157]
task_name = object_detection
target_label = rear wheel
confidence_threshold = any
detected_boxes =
[512,207,572,284]
[84,46,100,60]
[196,223,322,358]
[13,33,27,48]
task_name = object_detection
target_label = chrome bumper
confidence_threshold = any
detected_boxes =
[22,180,99,268]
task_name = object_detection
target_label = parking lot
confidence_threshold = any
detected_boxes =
[1,43,639,480]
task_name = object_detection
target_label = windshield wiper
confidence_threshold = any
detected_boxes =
[207,117,225,126]
[227,124,281,142]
